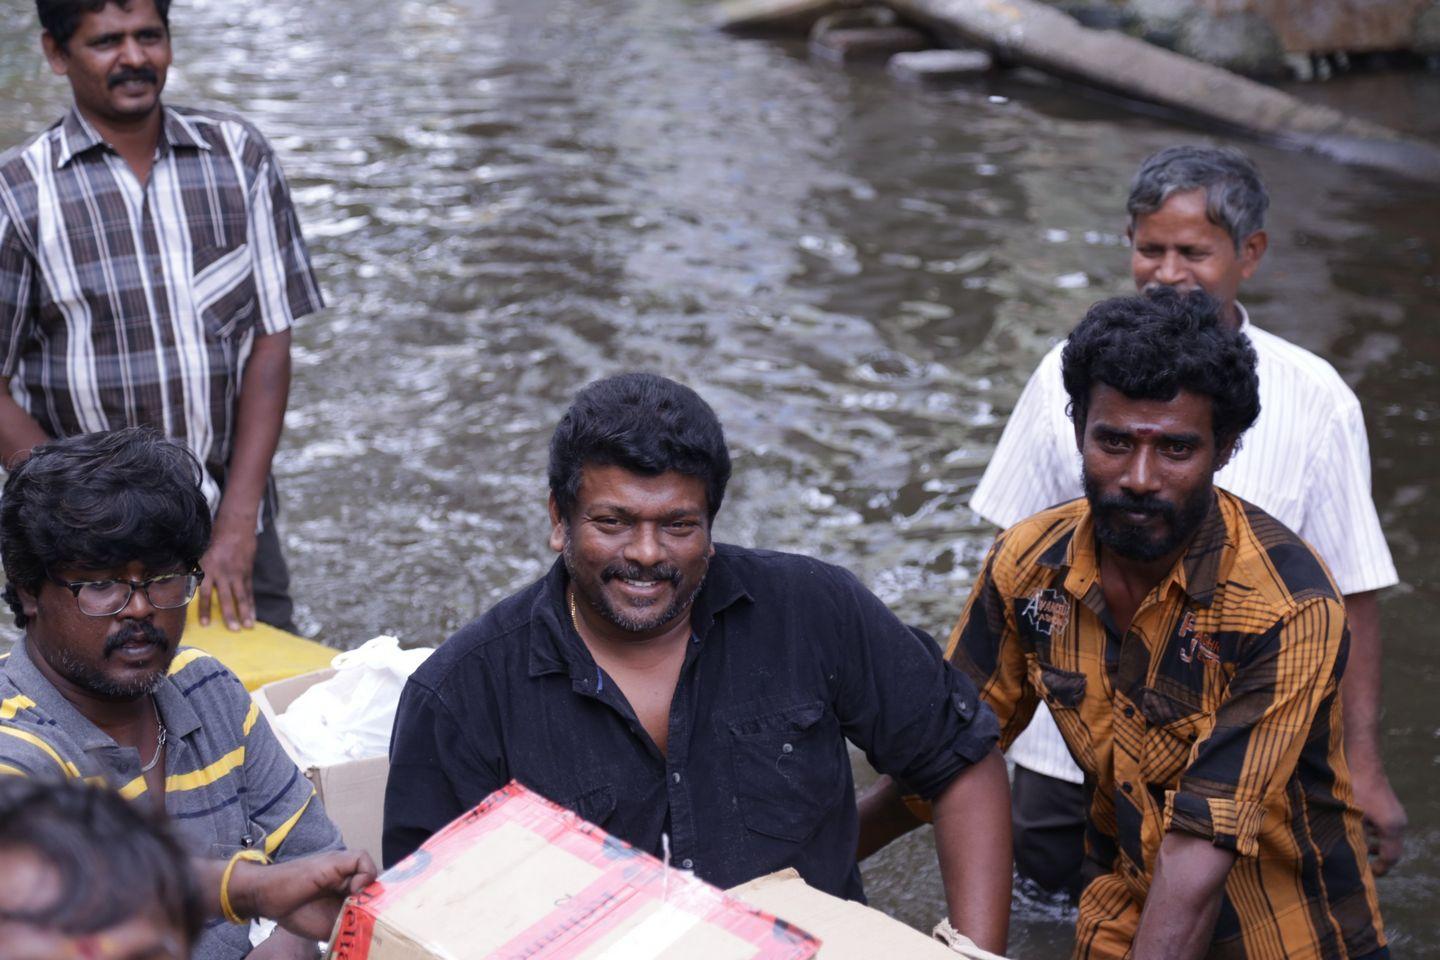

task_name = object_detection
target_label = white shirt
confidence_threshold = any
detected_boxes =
[970,305,1398,782]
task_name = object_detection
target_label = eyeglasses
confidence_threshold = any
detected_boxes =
[48,571,204,618]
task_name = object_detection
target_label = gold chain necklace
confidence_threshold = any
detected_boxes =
[567,586,583,637]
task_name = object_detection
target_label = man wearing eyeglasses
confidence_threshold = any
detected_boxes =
[0,427,362,960]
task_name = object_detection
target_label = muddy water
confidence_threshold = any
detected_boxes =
[1,1,1436,954]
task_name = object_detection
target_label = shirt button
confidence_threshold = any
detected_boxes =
[672,772,681,784]
[781,743,793,754]
[681,858,694,870]
[1121,782,1133,794]
[1123,706,1135,718]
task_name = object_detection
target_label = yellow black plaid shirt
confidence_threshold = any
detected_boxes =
[947,490,1386,960]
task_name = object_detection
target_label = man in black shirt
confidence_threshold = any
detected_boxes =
[383,373,1013,953]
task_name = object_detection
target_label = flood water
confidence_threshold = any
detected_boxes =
[1,0,1437,954]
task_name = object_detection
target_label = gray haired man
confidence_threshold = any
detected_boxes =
[963,145,1405,896]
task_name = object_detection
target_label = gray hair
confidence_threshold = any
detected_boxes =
[1126,146,1269,253]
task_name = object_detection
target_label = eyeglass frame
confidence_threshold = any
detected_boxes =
[45,569,205,618]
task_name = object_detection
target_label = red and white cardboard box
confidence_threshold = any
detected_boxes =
[327,782,820,960]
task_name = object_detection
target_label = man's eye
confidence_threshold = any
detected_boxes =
[1162,442,1193,457]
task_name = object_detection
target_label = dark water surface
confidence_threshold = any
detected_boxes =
[1,1,1436,954]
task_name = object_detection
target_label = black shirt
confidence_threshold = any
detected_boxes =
[383,543,999,899]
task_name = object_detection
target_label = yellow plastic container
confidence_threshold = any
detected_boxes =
[182,600,335,691]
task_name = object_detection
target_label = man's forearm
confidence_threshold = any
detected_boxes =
[0,378,49,468]
[931,750,1012,954]
[1131,832,1235,960]
[856,774,926,860]
[1340,591,1382,763]
[221,330,291,522]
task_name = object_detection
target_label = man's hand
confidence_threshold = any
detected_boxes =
[1352,765,1407,876]
[233,850,378,940]
[198,511,259,630]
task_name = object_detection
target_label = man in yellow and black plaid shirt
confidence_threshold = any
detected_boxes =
[957,288,1386,959]
[861,287,1386,959]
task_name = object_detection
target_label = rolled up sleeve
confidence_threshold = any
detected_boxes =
[1162,597,1347,856]
[826,567,999,802]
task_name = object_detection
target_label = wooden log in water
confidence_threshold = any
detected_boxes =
[880,0,1440,178]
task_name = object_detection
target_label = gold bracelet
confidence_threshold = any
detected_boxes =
[220,849,271,924]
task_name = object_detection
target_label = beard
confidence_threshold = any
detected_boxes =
[562,536,709,636]
[1083,471,1213,563]
[56,620,172,699]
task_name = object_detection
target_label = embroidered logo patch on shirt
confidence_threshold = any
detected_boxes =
[1176,610,1220,665]
[1022,588,1070,637]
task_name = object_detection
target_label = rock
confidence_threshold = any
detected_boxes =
[1417,2,1440,55]
[1127,0,1197,35]
[809,6,930,63]
[810,25,932,63]
[713,0,844,35]
[1177,10,1287,77]
[887,48,995,82]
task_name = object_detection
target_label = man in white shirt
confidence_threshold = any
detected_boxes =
[969,145,1406,896]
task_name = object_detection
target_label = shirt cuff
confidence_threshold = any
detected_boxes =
[1163,790,1266,857]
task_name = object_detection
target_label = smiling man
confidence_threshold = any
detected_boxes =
[966,145,1404,898]
[384,372,1014,953]
[0,428,377,960]
[931,290,1385,959]
[0,0,326,633]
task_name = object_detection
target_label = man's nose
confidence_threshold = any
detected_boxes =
[1120,449,1161,498]
[117,581,156,619]
[117,36,146,67]
[1155,251,1187,286]
[623,524,666,568]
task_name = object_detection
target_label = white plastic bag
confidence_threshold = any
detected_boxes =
[273,635,432,767]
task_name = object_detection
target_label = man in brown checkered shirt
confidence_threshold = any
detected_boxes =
[861,289,1386,959]
[0,0,324,632]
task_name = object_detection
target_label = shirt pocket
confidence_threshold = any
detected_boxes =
[191,241,258,340]
[1030,661,1091,759]
[557,783,617,830]
[727,700,844,844]
[1138,686,1207,784]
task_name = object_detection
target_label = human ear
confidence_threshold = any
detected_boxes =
[1238,230,1268,279]
[16,584,39,619]
[40,33,68,77]
[547,494,566,554]
[1214,436,1238,472]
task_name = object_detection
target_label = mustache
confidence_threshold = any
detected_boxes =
[600,561,681,585]
[103,620,168,657]
[108,66,158,88]
[1093,491,1176,522]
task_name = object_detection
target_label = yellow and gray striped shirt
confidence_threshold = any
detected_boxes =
[0,640,342,960]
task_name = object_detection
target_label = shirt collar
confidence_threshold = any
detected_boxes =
[1233,300,1250,331]
[3,636,202,747]
[1043,491,1231,610]
[526,546,754,679]
[55,103,210,169]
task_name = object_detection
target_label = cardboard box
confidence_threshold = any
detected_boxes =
[252,669,390,865]
[729,871,1009,960]
[328,782,820,960]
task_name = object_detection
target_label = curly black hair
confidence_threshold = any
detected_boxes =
[549,373,732,523]
[0,427,211,628]
[0,777,202,945]
[1061,288,1260,448]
